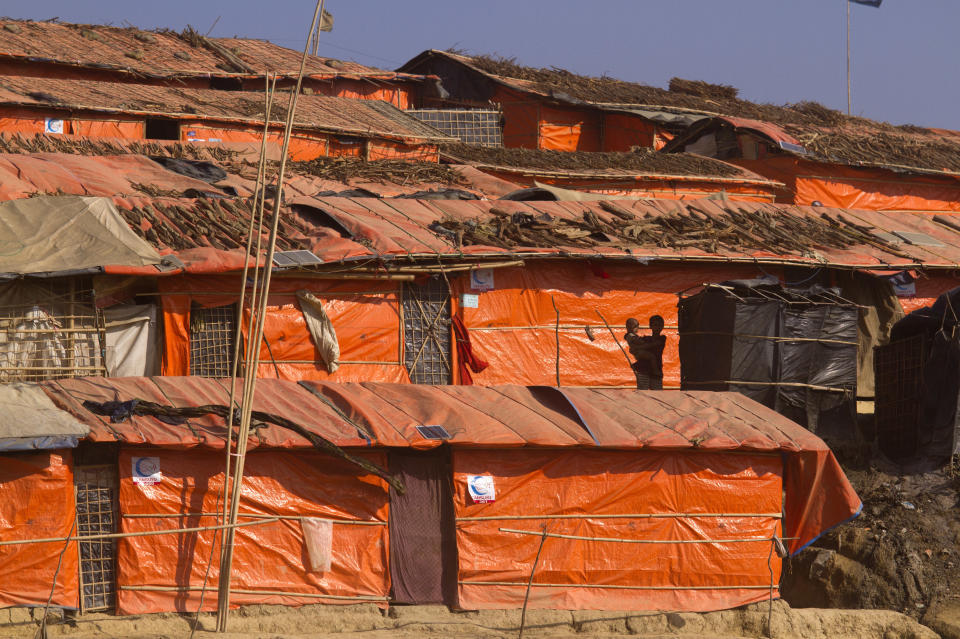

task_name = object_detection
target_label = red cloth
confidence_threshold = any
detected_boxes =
[452,315,489,384]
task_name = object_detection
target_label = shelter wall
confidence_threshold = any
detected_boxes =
[0,106,144,138]
[478,168,777,202]
[116,448,390,615]
[0,450,78,609]
[159,274,409,383]
[450,261,770,387]
[453,448,783,611]
[735,156,960,212]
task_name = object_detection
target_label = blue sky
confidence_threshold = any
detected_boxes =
[3,1,954,129]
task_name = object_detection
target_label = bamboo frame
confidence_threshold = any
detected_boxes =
[683,380,851,393]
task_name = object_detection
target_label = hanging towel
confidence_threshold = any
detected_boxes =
[296,290,340,373]
[300,517,333,573]
[452,315,488,385]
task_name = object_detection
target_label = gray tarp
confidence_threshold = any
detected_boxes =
[0,196,161,275]
[0,383,88,451]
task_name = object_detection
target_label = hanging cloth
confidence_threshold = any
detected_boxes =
[452,315,488,384]
[296,290,341,373]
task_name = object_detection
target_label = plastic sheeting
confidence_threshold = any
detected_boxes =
[450,261,766,387]
[0,450,78,608]
[734,156,960,212]
[158,275,405,383]
[104,304,159,378]
[0,383,87,451]
[0,196,161,275]
[116,448,390,614]
[453,449,783,611]
[296,291,341,373]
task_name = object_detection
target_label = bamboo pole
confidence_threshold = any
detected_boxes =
[499,528,796,545]
[460,581,776,591]
[122,586,388,602]
[123,513,386,525]
[518,526,548,639]
[0,517,278,547]
[216,2,327,631]
[456,512,782,522]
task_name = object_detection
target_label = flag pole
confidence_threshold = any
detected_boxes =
[846,0,852,115]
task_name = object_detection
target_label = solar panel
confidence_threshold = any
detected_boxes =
[416,425,452,440]
[272,250,323,267]
[873,231,902,245]
[893,231,945,247]
[778,141,809,155]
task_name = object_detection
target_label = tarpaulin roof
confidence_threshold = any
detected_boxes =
[86,196,960,276]
[0,195,161,276]
[38,375,861,553]
[0,383,88,451]
[0,76,452,143]
[663,115,960,178]
[0,19,427,82]
[439,142,778,185]
[401,50,960,176]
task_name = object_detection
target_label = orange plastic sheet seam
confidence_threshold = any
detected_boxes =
[0,450,78,609]
[453,449,783,612]
[116,448,390,615]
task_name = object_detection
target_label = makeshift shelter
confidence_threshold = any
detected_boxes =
[0,376,864,614]
[678,280,859,436]
[440,143,781,202]
[0,20,428,107]
[0,76,452,161]
[399,50,706,152]
[875,287,960,461]
[663,116,960,212]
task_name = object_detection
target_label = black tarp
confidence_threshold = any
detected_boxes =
[878,286,960,460]
[679,279,858,436]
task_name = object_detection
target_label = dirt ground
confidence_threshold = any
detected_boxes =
[781,448,960,638]
[0,600,941,639]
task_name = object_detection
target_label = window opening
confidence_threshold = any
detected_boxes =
[402,277,452,385]
[189,302,240,377]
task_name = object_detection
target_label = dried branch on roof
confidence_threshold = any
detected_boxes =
[430,202,911,259]
[440,143,744,178]
[121,197,314,253]
[788,127,960,173]
[464,53,920,131]
[294,156,465,185]
[0,132,240,162]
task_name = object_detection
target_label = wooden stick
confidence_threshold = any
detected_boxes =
[123,513,386,525]
[460,581,777,591]
[518,526,548,639]
[457,512,782,522]
[121,586,387,602]
[499,528,796,545]
[595,309,632,367]
[0,517,279,547]
[550,295,560,386]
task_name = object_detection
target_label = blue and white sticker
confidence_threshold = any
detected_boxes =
[44,118,64,135]
[469,268,494,291]
[467,474,495,504]
[132,456,162,485]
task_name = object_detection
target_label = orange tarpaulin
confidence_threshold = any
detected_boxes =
[116,448,390,615]
[899,274,960,315]
[451,261,770,387]
[735,156,960,212]
[159,275,408,383]
[453,449,782,611]
[0,450,78,609]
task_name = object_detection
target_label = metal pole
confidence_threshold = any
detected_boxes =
[846,0,852,115]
